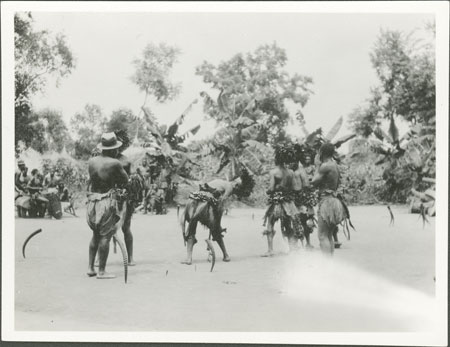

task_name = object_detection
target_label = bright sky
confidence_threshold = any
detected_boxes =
[30,11,434,142]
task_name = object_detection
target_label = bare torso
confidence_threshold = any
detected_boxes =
[312,160,340,192]
[293,163,309,191]
[269,166,295,193]
[88,155,129,193]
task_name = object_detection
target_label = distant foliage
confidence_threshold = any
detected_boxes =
[30,108,72,153]
[196,42,313,146]
[347,24,435,204]
[14,12,75,152]
[131,42,182,107]
[70,104,107,159]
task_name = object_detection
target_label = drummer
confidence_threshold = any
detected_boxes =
[43,169,61,189]
[27,169,49,215]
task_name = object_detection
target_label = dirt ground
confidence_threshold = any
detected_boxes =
[14,205,437,332]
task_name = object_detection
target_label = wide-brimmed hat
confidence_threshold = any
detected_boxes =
[97,132,122,150]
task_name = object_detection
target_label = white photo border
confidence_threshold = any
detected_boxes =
[2,1,448,345]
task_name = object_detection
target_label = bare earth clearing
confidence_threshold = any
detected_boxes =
[15,205,436,332]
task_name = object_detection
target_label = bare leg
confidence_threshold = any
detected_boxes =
[333,226,341,248]
[215,235,230,262]
[302,214,314,248]
[305,231,313,248]
[122,202,135,266]
[182,238,195,265]
[87,234,99,277]
[97,235,116,279]
[262,217,275,257]
[284,219,299,252]
[317,216,334,256]
[182,220,197,265]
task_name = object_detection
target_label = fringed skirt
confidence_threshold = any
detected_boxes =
[317,191,354,240]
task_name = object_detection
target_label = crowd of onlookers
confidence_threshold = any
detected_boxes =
[134,156,178,215]
[15,159,74,218]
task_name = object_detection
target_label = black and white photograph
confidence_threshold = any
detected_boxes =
[1,1,448,345]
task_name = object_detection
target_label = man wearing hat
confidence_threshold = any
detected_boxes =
[86,132,129,279]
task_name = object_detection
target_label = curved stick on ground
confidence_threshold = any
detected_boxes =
[113,235,128,283]
[205,239,216,272]
[22,229,43,258]
[387,205,394,226]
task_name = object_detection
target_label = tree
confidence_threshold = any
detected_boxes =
[131,42,182,111]
[14,12,75,150]
[30,108,72,153]
[70,104,107,159]
[348,24,436,203]
[349,26,435,137]
[196,42,313,146]
[140,100,202,179]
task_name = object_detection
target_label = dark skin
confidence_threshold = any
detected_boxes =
[87,149,128,279]
[182,178,239,265]
[311,151,341,254]
[263,164,296,256]
[15,165,28,193]
[116,152,135,266]
[291,161,314,247]
[292,162,309,191]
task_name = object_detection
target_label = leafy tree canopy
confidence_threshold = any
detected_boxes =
[348,23,436,203]
[131,42,182,107]
[14,12,75,152]
[196,42,313,145]
[349,25,435,138]
[15,12,75,106]
[70,104,107,159]
[31,108,72,153]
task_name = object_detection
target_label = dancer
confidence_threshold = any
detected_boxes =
[86,132,129,279]
[291,145,318,248]
[180,168,254,265]
[262,145,299,256]
[311,143,352,255]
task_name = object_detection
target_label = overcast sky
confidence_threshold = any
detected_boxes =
[30,12,434,142]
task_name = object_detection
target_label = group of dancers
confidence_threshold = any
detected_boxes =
[262,143,353,256]
[84,131,352,279]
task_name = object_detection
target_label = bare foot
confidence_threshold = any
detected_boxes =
[86,270,97,277]
[334,242,342,249]
[181,260,192,265]
[261,251,274,257]
[96,272,116,279]
[223,255,231,262]
[128,261,136,266]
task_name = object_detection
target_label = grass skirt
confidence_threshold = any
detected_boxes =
[86,189,125,237]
